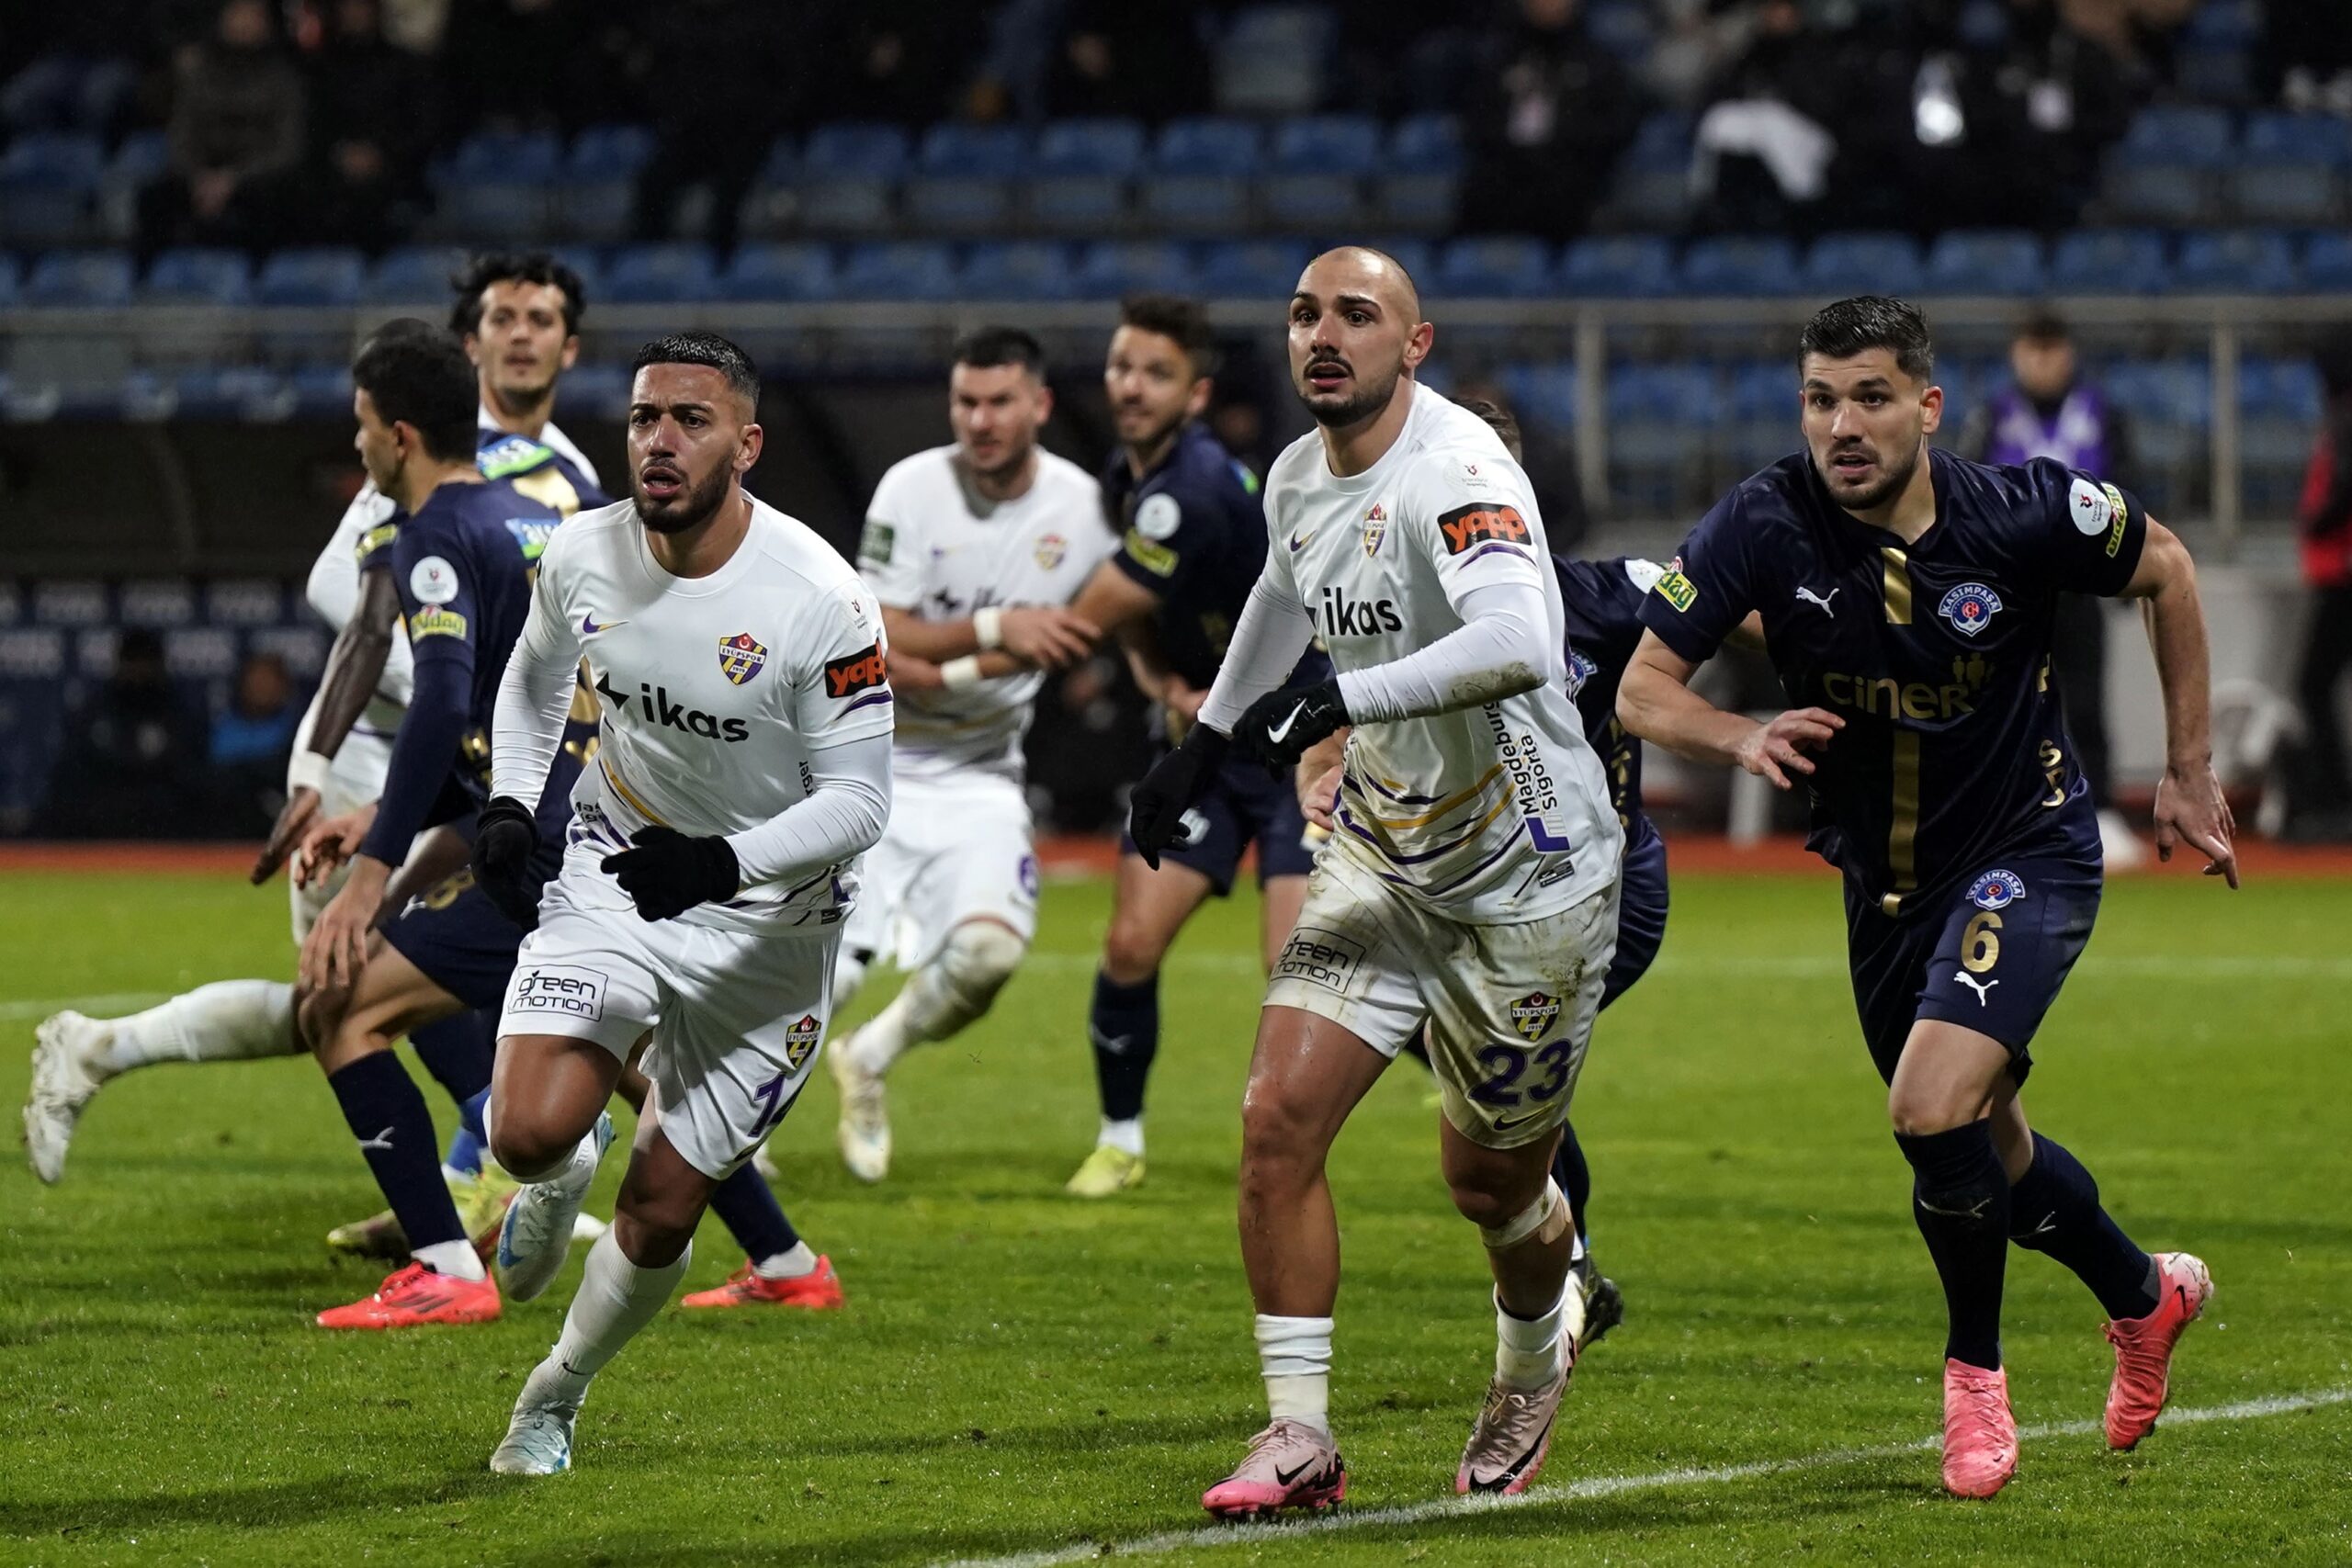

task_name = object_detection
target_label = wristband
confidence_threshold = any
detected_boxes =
[941,655,984,691]
[973,605,1004,651]
[287,750,332,795]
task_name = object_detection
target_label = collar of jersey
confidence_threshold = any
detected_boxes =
[626,503,765,596]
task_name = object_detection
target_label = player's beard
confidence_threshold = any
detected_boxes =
[1816,439,1921,513]
[634,460,735,535]
[1117,403,1185,463]
[1298,355,1402,430]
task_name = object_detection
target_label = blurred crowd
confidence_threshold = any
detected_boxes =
[2,0,2346,255]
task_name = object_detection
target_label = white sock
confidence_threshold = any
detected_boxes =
[414,1238,487,1281]
[1495,1284,1581,1390]
[97,980,298,1075]
[537,1230,693,1403]
[1098,1117,1145,1157]
[752,1240,819,1280]
[1569,1228,1588,1266]
[1256,1313,1333,1436]
[850,928,1019,1075]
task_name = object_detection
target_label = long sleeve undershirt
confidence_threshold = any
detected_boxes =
[722,731,892,886]
[357,647,471,866]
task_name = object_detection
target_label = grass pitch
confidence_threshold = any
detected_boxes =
[2,860,2347,1566]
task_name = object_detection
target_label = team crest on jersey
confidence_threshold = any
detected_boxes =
[1509,991,1562,1043]
[1939,582,2003,637]
[1034,533,1068,570]
[1566,649,1599,694]
[783,1013,821,1071]
[1363,501,1387,557]
[1969,869,2026,910]
[718,632,769,685]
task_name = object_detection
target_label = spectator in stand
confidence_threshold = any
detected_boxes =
[2288,333,2352,840]
[1045,0,1208,123]
[35,630,209,840]
[1461,0,1642,243]
[628,0,792,252]
[207,650,300,832]
[1948,0,2130,231]
[1690,0,1846,235]
[139,0,308,256]
[1962,311,2144,864]
[2267,0,2352,113]
[815,0,982,127]
[303,0,433,251]
[439,0,591,134]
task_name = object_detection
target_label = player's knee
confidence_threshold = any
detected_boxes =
[293,986,345,1056]
[1238,1081,1327,1180]
[938,921,1024,1012]
[613,1196,698,1269]
[1100,918,1166,987]
[1886,1083,1974,1137]
[489,1113,576,1184]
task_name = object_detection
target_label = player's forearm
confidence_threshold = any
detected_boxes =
[2135,533,2215,770]
[358,655,472,866]
[1618,658,1758,769]
[489,629,576,809]
[1195,573,1314,735]
[724,732,892,886]
[295,571,401,783]
[896,649,1025,692]
[881,607,1003,662]
[1336,578,1548,723]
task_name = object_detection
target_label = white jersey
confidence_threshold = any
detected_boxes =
[1266,386,1621,923]
[855,445,1110,782]
[497,497,897,933]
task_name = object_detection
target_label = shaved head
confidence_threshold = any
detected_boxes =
[1299,246,1422,325]
[1287,246,1434,433]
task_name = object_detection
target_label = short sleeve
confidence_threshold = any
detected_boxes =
[355,515,401,576]
[1406,454,1549,606]
[1107,483,1204,594]
[2037,461,2148,596]
[855,468,926,610]
[796,581,898,749]
[1637,490,1755,662]
[391,519,481,663]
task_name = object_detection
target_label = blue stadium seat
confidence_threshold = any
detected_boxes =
[720,242,836,301]
[1679,236,1802,297]
[2238,356,2322,421]
[447,130,562,184]
[0,130,104,187]
[1729,360,1797,420]
[1259,171,1363,234]
[1497,363,1577,430]
[2229,164,2344,224]
[1216,6,1333,116]
[107,129,168,186]
[1376,171,1457,232]
[1270,117,1382,176]
[558,125,654,243]
[2103,358,2211,426]
[834,242,958,300]
[364,245,467,303]
[118,580,196,626]
[1609,364,1720,425]
[903,175,1013,233]
[1025,171,1128,231]
[0,254,20,308]
[557,364,630,421]
[2243,112,2352,167]
[604,243,718,303]
[1434,236,1555,298]
[569,124,655,179]
[804,123,912,179]
[1139,173,1250,233]
[1558,236,1676,299]
[959,242,1073,300]
[2049,230,2169,293]
[1588,0,1656,62]
[254,248,364,307]
[1034,119,1146,177]
[204,580,288,626]
[31,581,108,626]
[1155,118,1262,176]
[1199,240,1310,299]
[2175,231,2299,293]
[285,366,350,417]
[2184,0,2261,46]
[143,247,251,306]
[1802,232,1924,299]
[429,169,552,242]
[1073,241,1193,299]
[2305,232,2352,291]
[1389,116,1464,175]
[1923,230,2044,295]
[0,130,104,243]
[174,367,295,421]
[918,124,1030,179]
[24,250,133,306]
[2118,107,2235,169]
[2101,156,2220,226]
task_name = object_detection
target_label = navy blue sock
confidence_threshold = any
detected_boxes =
[411,1012,494,1176]
[1089,970,1160,1122]
[707,1162,800,1266]
[1895,1121,2010,1371]
[2008,1133,2160,1320]
[446,1088,491,1177]
[327,1051,465,1253]
[1554,1122,1592,1246]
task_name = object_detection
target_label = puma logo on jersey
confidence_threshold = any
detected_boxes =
[823,644,888,698]
[1435,502,1530,557]
[593,668,751,742]
[1795,586,1839,615]
[1314,586,1403,637]
[1955,974,1998,1005]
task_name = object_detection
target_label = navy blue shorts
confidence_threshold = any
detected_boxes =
[1600,816,1669,1009]
[1123,751,1316,895]
[1843,852,2101,1087]
[380,868,529,1011]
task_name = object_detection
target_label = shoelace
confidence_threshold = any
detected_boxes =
[1948,1377,2009,1442]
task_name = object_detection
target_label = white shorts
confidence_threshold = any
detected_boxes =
[496,862,838,1179]
[1265,849,1620,1150]
[288,727,396,943]
[843,771,1038,969]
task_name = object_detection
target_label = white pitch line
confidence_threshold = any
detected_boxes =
[1019,952,2352,981]
[933,1386,2352,1568]
[0,991,166,1024]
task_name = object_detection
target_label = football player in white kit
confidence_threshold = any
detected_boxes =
[469,334,894,1474]
[1127,249,1625,1515]
[823,326,1113,1183]
[24,254,601,1196]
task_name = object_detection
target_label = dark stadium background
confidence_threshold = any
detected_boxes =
[2,0,2349,841]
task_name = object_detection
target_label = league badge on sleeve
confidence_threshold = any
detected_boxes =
[718,632,770,685]
[1938,581,2003,637]
[1967,869,2026,910]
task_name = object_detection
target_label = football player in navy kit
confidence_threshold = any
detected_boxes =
[1619,297,2236,1499]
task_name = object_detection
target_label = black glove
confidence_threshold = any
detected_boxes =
[1127,724,1229,870]
[469,795,543,931]
[601,825,741,921]
[1232,680,1350,769]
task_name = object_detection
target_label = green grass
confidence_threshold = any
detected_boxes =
[2,864,2347,1566]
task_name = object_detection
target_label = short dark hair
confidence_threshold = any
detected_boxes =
[2016,307,2071,345]
[952,324,1046,379]
[1118,295,1219,378]
[1457,396,1524,463]
[1798,296,1934,382]
[632,332,761,407]
[351,319,479,461]
[448,251,588,337]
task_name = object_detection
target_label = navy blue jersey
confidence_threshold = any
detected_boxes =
[1640,449,2147,915]
[475,428,609,516]
[1555,554,1658,827]
[1102,422,1273,690]
[356,477,567,865]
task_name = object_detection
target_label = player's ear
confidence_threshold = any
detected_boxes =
[462,333,482,367]
[1034,380,1055,423]
[1403,320,1435,373]
[559,336,580,373]
[1185,377,1213,421]
[1919,383,1944,435]
[735,420,763,475]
